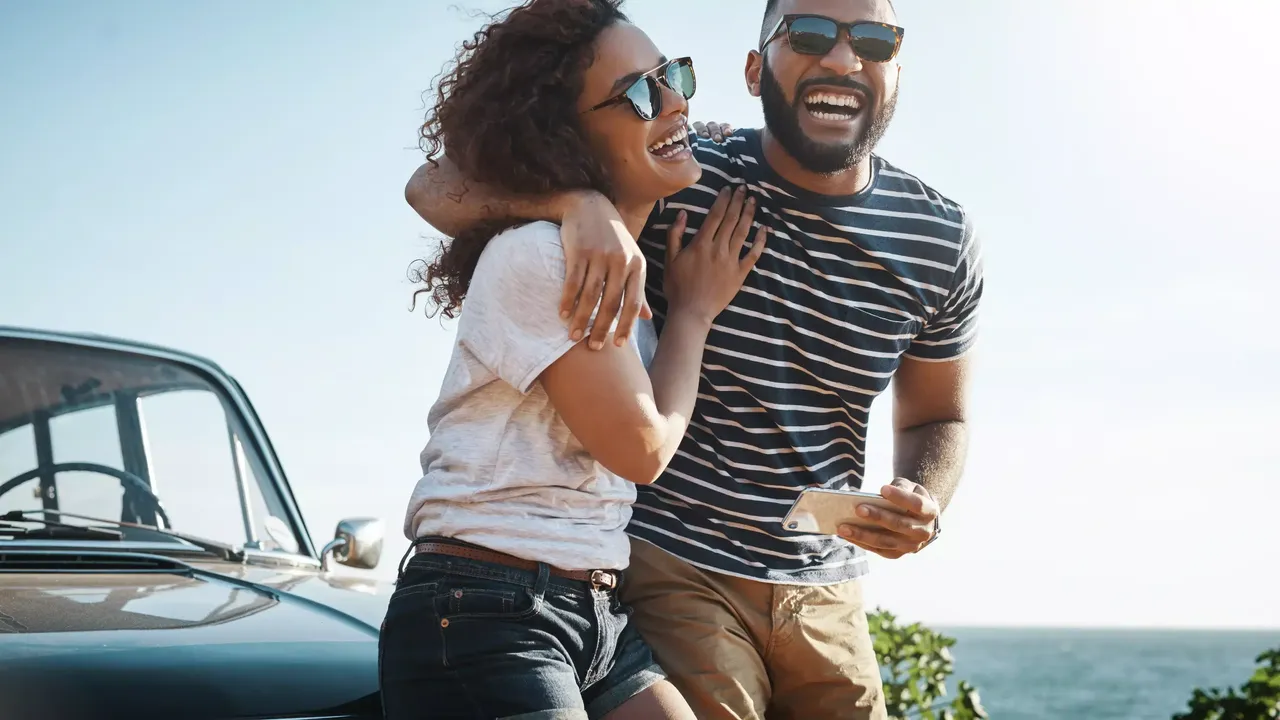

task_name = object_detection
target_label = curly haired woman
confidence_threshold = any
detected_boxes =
[378,1,768,718]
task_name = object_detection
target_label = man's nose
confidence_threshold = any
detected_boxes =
[819,37,864,76]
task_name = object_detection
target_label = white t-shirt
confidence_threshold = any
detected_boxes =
[403,221,651,571]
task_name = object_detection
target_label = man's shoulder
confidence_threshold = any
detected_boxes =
[872,156,970,229]
[689,129,761,179]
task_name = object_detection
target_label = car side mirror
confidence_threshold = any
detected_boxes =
[320,517,384,571]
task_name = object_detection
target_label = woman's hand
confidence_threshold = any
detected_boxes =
[663,185,768,326]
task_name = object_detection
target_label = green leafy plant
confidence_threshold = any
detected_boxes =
[1173,647,1280,720]
[869,608,989,720]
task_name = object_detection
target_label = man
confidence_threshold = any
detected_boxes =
[404,1,982,718]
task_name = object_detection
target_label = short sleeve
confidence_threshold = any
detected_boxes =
[457,222,587,393]
[905,213,984,362]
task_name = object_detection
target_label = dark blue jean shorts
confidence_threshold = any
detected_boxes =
[378,539,666,719]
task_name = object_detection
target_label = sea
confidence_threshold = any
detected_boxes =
[940,627,1280,719]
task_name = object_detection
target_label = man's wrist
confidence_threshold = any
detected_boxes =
[922,515,941,548]
[553,190,609,222]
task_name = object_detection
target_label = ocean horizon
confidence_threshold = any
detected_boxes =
[935,626,1280,719]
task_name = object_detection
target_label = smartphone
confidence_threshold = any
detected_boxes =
[781,487,899,535]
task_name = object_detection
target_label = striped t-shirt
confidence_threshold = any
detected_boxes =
[629,129,983,585]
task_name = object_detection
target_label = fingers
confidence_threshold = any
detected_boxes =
[740,225,769,274]
[695,188,731,246]
[588,257,628,351]
[837,524,912,557]
[666,210,687,266]
[559,255,588,321]
[712,186,748,247]
[881,480,937,519]
[726,194,757,258]
[613,260,647,347]
[854,504,932,542]
[567,262,606,343]
[692,122,734,143]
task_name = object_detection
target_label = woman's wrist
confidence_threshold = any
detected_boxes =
[663,306,716,335]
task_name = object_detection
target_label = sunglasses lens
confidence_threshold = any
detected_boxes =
[624,77,659,120]
[851,23,900,62]
[787,17,838,55]
[666,60,696,100]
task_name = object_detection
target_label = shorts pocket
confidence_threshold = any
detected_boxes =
[435,576,539,621]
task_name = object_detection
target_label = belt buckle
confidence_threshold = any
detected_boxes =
[589,569,616,591]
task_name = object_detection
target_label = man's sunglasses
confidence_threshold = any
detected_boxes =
[586,57,696,121]
[763,15,905,63]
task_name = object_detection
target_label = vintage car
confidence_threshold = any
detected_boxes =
[0,325,393,720]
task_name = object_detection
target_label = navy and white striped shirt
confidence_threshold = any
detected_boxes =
[629,129,983,585]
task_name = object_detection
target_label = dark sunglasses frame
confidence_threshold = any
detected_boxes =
[585,56,696,121]
[762,15,905,62]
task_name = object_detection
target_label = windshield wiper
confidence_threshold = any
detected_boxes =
[1,510,245,562]
[0,520,124,541]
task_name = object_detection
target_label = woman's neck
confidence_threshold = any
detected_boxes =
[614,200,655,240]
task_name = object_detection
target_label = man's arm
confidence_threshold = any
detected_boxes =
[838,355,971,559]
[404,155,582,237]
[839,210,983,557]
[404,155,650,349]
[891,355,970,511]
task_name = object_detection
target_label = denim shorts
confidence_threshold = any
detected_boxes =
[378,541,666,720]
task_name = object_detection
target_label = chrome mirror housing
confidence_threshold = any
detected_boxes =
[320,518,384,571]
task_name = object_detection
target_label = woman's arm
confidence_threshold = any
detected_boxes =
[540,187,766,484]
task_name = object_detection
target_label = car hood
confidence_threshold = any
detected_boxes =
[0,551,394,720]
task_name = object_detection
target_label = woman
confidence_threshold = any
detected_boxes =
[378,1,768,718]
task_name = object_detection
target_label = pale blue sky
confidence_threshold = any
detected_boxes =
[1,0,1277,628]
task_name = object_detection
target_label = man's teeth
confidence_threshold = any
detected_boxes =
[648,127,689,154]
[804,92,862,121]
[804,92,862,109]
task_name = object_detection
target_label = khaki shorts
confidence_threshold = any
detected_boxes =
[620,538,887,720]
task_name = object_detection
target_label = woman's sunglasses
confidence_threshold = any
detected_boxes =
[763,15,905,63]
[586,57,696,122]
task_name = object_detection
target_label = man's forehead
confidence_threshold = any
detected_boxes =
[776,0,895,24]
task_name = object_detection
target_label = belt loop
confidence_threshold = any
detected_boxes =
[395,539,420,584]
[532,562,551,606]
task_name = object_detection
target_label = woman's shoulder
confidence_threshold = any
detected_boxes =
[487,220,563,254]
[471,220,568,297]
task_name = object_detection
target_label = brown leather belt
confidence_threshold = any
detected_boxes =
[414,541,618,590]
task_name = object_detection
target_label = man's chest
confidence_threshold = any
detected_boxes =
[643,199,937,401]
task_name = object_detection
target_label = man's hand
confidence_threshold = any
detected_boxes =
[691,121,735,144]
[556,192,652,350]
[837,478,939,560]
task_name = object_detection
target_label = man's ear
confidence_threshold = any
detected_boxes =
[745,50,764,97]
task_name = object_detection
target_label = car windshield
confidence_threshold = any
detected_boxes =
[0,334,307,558]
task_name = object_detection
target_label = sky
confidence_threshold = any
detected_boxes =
[1,0,1277,629]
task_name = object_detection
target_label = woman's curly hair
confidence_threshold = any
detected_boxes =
[412,0,628,318]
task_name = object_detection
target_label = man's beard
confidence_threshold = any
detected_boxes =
[759,58,898,175]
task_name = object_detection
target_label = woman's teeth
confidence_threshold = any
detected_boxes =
[649,127,690,158]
